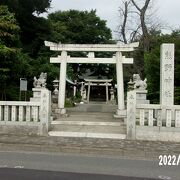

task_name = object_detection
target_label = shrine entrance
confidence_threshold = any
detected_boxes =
[90,86,106,102]
[45,41,139,118]
[84,79,112,103]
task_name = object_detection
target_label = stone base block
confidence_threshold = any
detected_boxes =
[30,97,41,102]
[54,108,68,117]
[114,109,127,119]
[52,95,58,103]
[136,126,180,142]
[135,90,150,104]
[0,124,47,136]
[136,100,150,104]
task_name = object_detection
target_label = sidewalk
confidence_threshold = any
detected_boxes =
[0,134,180,160]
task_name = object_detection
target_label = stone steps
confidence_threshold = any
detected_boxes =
[67,104,116,113]
[56,113,122,122]
[52,103,117,113]
[50,124,126,133]
[53,110,124,121]
[49,111,126,139]
[51,120,123,126]
[48,131,126,139]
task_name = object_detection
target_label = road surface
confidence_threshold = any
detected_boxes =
[0,151,178,180]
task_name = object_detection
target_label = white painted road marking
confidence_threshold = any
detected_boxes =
[158,175,171,180]
[14,166,24,169]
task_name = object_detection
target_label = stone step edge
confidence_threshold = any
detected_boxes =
[48,131,126,139]
[52,115,115,119]
[52,112,115,116]
[51,121,125,126]
[52,113,115,117]
[68,114,114,116]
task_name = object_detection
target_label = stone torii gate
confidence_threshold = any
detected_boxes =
[45,41,139,118]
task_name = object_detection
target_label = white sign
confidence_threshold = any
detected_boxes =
[20,78,27,91]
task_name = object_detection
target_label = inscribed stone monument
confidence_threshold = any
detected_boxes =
[160,44,174,106]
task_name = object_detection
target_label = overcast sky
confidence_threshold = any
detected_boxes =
[47,0,180,38]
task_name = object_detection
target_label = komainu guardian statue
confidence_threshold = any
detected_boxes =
[33,72,47,88]
[133,74,147,90]
[128,74,147,90]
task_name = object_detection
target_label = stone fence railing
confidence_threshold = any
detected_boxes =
[0,101,41,122]
[137,104,180,127]
[0,89,51,135]
[126,90,180,142]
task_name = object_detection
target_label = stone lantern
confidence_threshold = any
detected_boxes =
[53,79,59,95]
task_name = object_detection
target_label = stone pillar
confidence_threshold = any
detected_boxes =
[160,44,174,106]
[126,90,136,140]
[160,44,174,120]
[105,82,109,103]
[73,80,77,97]
[0,106,2,121]
[30,88,42,102]
[58,51,67,114]
[11,106,17,122]
[87,81,91,103]
[80,82,84,97]
[114,52,126,118]
[40,89,51,135]
[4,106,9,122]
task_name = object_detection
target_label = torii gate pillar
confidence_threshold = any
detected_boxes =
[114,51,126,118]
[58,51,67,114]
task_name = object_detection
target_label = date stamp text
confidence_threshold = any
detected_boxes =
[159,155,180,166]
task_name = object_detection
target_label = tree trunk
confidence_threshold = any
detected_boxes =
[121,1,129,44]
[131,0,151,52]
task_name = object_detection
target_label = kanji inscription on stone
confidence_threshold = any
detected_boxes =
[160,44,174,106]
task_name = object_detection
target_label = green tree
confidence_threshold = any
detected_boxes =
[0,5,21,99]
[144,30,180,104]
[0,5,20,58]
[0,1,55,97]
[47,10,113,81]
[48,10,112,44]
[0,0,52,57]
[0,5,34,100]
[0,0,51,15]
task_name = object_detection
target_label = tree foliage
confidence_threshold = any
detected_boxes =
[0,1,53,100]
[0,5,34,100]
[48,10,112,44]
[0,0,52,57]
[144,30,180,104]
[0,5,20,58]
[0,5,20,99]
[47,10,113,82]
[0,5,20,73]
[0,0,51,15]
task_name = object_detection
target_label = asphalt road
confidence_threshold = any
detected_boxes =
[0,168,157,180]
[0,151,179,180]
